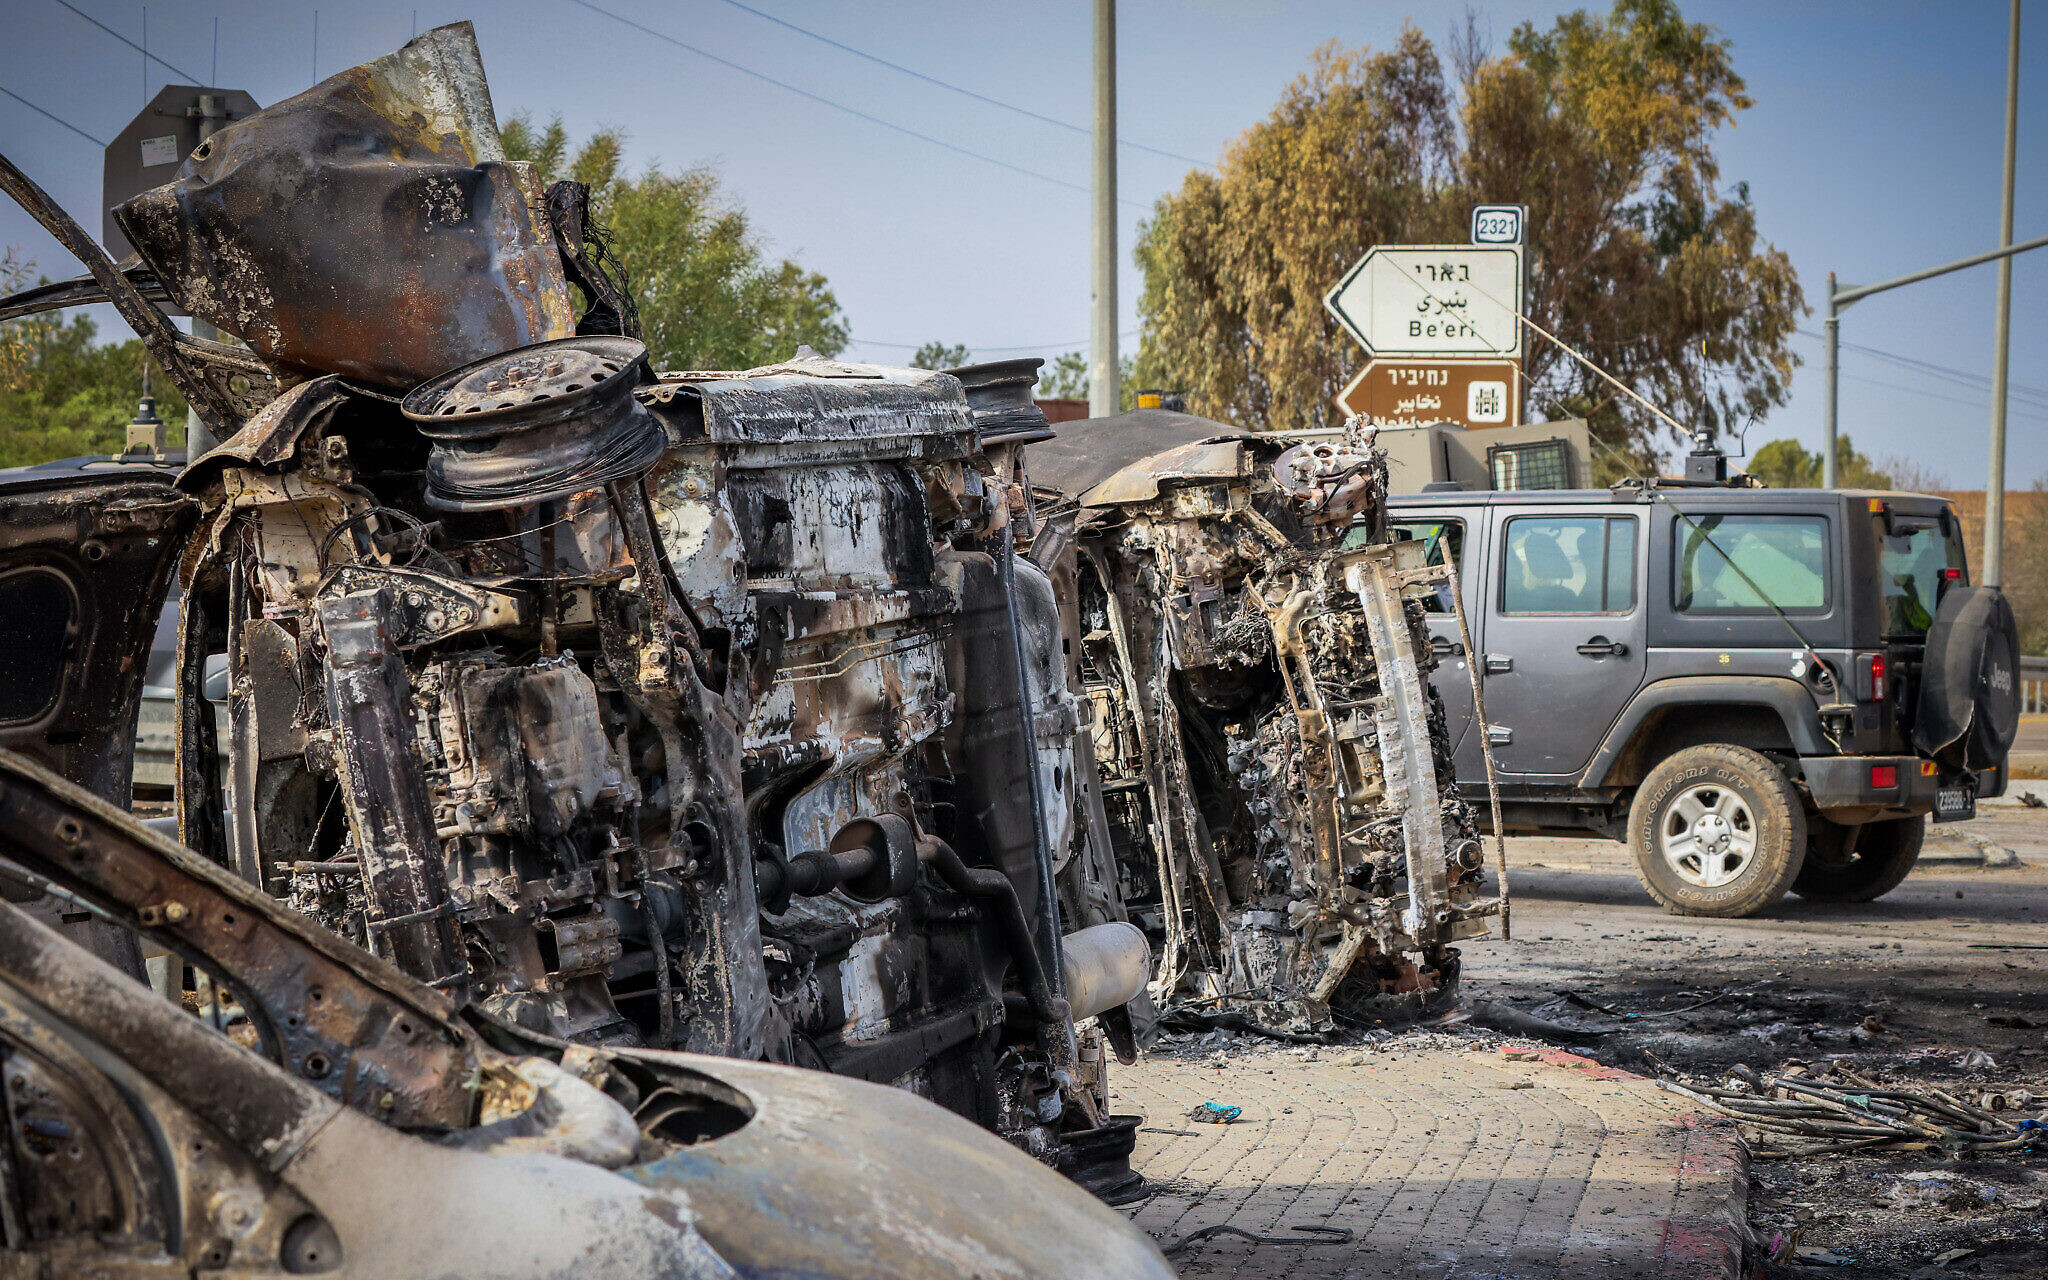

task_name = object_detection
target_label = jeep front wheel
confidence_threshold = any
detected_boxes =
[1628,745,1806,917]
[1792,815,1925,903]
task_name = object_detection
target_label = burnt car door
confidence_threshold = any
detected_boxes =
[0,457,195,967]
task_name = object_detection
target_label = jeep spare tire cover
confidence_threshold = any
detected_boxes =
[1913,585,2020,771]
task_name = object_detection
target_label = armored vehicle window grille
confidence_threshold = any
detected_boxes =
[1487,438,1572,491]
[1500,516,1637,615]
[1674,514,1829,615]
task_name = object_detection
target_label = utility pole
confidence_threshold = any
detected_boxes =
[1986,0,2022,585]
[1090,0,1119,418]
[1824,274,1840,489]
[184,94,230,460]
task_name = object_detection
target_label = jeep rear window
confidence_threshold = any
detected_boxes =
[1674,515,1828,614]
[1879,516,1966,637]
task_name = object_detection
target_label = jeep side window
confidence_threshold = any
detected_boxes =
[1674,514,1828,613]
[1387,519,1464,613]
[1499,516,1637,615]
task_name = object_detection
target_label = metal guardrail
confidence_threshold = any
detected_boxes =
[2023,656,2048,716]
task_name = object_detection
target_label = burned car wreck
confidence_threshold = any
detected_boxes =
[0,16,1158,1238]
[1026,409,1506,1033]
[0,751,1172,1278]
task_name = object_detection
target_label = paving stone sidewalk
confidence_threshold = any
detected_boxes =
[1116,1040,1751,1279]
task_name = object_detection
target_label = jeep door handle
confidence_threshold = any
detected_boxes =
[1576,636,1629,657]
[1429,636,1465,658]
[1483,654,1513,674]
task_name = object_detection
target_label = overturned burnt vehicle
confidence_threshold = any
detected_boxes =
[0,19,1154,1212]
[1024,407,1506,1032]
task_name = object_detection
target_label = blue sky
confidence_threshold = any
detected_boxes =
[1,1,2040,485]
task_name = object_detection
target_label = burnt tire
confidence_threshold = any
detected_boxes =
[1793,815,1925,903]
[1628,745,1806,918]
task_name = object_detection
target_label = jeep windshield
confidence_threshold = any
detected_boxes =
[1880,507,1968,638]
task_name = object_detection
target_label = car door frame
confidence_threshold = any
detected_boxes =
[1477,499,1652,784]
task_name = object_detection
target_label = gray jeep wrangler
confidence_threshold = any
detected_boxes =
[1386,469,2021,918]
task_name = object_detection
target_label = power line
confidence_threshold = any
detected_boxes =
[711,0,1210,169]
[49,0,202,85]
[1793,328,2048,411]
[565,0,1146,210]
[1833,370,2048,423]
[0,84,108,147]
[847,329,1137,354]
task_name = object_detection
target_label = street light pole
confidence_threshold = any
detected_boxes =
[1986,0,2022,584]
[1090,0,1119,419]
[1822,232,2047,484]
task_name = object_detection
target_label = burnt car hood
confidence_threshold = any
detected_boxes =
[0,458,194,803]
[0,749,1171,1279]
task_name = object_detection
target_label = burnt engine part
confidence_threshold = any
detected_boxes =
[173,347,1133,1180]
[402,336,668,510]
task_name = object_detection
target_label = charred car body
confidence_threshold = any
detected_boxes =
[0,18,1153,1226]
[1027,410,1505,1032]
[0,749,1170,1278]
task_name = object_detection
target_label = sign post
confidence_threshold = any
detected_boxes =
[1326,227,1530,427]
[1335,358,1521,429]
[1323,244,1525,362]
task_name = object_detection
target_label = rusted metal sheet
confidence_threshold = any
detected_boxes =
[113,22,574,390]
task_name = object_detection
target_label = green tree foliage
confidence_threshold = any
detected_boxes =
[1036,351,1089,399]
[1745,436,1899,490]
[1134,0,1803,467]
[1030,350,1140,411]
[1,250,189,468]
[910,341,970,370]
[501,115,849,370]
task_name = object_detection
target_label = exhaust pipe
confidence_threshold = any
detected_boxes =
[1060,922,1150,1022]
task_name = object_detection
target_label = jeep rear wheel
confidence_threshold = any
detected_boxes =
[1792,815,1925,903]
[1628,745,1806,917]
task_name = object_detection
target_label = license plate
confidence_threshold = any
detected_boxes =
[1934,785,1976,823]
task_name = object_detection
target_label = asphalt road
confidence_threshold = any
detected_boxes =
[1458,803,2048,1278]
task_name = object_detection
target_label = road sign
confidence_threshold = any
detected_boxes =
[1336,358,1521,429]
[1323,244,1524,360]
[1470,204,1526,245]
[103,86,259,257]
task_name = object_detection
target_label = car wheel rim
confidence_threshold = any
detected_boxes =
[1659,784,1757,888]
